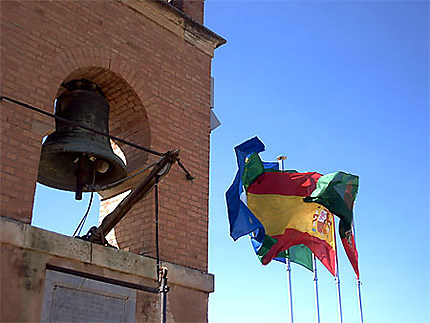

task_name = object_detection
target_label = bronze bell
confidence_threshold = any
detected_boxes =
[38,79,127,200]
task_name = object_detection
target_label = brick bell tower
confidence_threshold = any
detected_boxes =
[1,1,225,322]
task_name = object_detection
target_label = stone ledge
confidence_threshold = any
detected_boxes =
[119,0,226,57]
[0,216,214,293]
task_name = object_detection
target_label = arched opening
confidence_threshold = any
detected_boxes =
[32,67,152,241]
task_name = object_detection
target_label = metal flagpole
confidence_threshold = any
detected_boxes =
[277,156,294,323]
[353,222,364,323]
[286,259,294,323]
[357,279,364,323]
[334,224,343,323]
[313,255,321,323]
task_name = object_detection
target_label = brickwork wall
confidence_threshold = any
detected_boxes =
[1,0,223,271]
[171,0,205,24]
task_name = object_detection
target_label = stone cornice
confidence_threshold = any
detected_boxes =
[119,0,226,57]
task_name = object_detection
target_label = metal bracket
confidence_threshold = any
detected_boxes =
[79,150,180,245]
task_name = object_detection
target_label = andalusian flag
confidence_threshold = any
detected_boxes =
[226,137,360,277]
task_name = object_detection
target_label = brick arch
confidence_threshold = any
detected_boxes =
[43,46,158,148]
[56,66,156,253]
[58,66,151,173]
[49,48,162,254]
[53,46,154,98]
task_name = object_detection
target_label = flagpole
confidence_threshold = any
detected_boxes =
[353,222,364,323]
[334,224,343,323]
[309,183,320,323]
[286,259,294,323]
[313,254,321,323]
[357,279,364,323]
[277,156,294,323]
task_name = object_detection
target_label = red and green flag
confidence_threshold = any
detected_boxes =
[305,171,360,278]
[226,137,360,277]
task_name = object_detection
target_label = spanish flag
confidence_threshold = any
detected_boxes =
[226,137,359,277]
[245,162,337,276]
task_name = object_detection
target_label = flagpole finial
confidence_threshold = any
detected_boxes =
[277,156,287,172]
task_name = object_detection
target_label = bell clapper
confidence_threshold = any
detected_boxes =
[95,159,109,174]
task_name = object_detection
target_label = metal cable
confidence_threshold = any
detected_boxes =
[1,96,196,181]
[85,159,159,191]
[72,191,94,237]
[0,96,163,156]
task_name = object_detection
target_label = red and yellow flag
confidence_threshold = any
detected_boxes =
[247,171,337,275]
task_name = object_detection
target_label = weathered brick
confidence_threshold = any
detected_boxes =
[1,0,223,273]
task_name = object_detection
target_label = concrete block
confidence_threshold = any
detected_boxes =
[24,226,91,263]
[162,261,214,293]
[91,243,157,280]
[0,216,26,247]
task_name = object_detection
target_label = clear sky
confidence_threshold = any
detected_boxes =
[32,1,429,323]
[205,1,429,323]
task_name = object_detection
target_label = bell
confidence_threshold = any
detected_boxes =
[38,79,127,200]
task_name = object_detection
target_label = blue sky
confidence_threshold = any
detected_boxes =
[32,1,429,323]
[205,1,429,323]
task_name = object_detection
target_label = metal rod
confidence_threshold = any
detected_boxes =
[46,264,159,294]
[334,227,343,323]
[286,259,294,323]
[159,267,168,323]
[155,175,160,277]
[0,96,163,156]
[277,155,293,323]
[357,279,364,323]
[351,223,364,323]
[313,255,321,323]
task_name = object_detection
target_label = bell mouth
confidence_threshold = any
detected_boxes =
[37,78,128,196]
[38,150,127,193]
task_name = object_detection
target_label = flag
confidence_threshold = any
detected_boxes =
[340,222,360,278]
[226,137,314,271]
[226,137,360,276]
[305,171,359,231]
[304,172,360,278]
[251,236,314,272]
[245,157,337,275]
[225,137,266,242]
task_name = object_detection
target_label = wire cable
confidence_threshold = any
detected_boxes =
[0,96,196,181]
[73,191,94,237]
[85,159,159,191]
[0,96,163,156]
